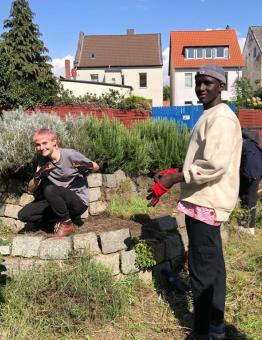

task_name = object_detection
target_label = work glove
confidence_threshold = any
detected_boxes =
[34,162,54,180]
[147,168,178,207]
[72,161,94,174]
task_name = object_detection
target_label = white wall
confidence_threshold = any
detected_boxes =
[172,68,242,105]
[76,67,163,107]
[60,80,131,98]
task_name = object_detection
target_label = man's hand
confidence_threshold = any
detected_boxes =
[34,162,54,181]
[72,161,94,174]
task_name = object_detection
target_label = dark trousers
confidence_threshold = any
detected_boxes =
[18,181,87,227]
[239,176,260,228]
[186,216,226,337]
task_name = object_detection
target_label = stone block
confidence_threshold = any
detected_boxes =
[164,234,184,261]
[39,238,72,260]
[0,217,25,233]
[138,271,153,285]
[1,193,20,205]
[89,201,107,215]
[12,236,44,258]
[2,257,20,276]
[73,232,100,255]
[156,216,177,232]
[102,174,117,188]
[99,228,130,254]
[175,213,186,227]
[19,193,34,206]
[89,187,101,202]
[87,173,102,188]
[4,204,21,219]
[0,245,11,256]
[0,204,6,216]
[179,230,189,250]
[120,249,139,274]
[94,253,120,275]
[81,209,89,219]
[103,188,117,201]
[114,169,127,186]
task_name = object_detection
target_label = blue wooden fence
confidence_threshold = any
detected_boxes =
[152,104,236,129]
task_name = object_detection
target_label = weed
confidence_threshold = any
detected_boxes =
[133,240,157,271]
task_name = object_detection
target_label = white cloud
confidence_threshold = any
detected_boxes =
[162,47,170,85]
[50,55,74,77]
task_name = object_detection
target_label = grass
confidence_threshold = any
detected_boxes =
[106,195,152,219]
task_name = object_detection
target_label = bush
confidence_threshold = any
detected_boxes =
[0,255,137,339]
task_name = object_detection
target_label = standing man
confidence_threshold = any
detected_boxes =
[18,128,99,237]
[147,64,242,340]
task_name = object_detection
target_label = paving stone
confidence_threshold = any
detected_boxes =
[89,187,101,202]
[120,249,139,274]
[89,201,107,215]
[99,228,131,254]
[114,169,127,186]
[73,232,100,255]
[39,238,72,260]
[94,253,120,275]
[12,236,44,258]
[4,204,21,219]
[19,193,34,206]
[87,173,102,187]
[156,215,177,232]
[102,174,117,188]
[175,213,186,227]
[0,245,11,256]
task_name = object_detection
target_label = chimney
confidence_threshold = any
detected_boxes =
[65,59,71,80]
[127,29,135,35]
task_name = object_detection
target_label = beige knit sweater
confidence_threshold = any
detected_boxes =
[180,103,242,222]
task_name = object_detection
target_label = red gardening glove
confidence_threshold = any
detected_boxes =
[147,168,178,207]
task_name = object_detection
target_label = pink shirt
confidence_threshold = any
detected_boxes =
[177,200,221,226]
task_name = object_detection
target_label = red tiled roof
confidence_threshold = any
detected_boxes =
[76,33,162,68]
[170,29,245,68]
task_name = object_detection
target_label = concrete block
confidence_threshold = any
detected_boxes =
[12,236,44,258]
[120,249,139,274]
[87,173,102,187]
[19,193,34,206]
[99,228,130,254]
[89,187,101,202]
[94,253,120,275]
[102,174,117,188]
[156,216,177,232]
[39,238,72,260]
[73,232,100,255]
[4,204,21,219]
[89,201,107,215]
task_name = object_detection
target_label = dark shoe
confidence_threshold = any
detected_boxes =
[47,220,76,238]
[209,322,225,339]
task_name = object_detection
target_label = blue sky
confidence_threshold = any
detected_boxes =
[0,0,261,82]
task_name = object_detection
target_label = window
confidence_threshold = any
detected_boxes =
[205,47,213,58]
[253,47,257,58]
[224,72,228,91]
[184,101,193,105]
[111,77,116,84]
[90,74,98,82]
[121,75,125,85]
[186,48,195,59]
[185,46,229,60]
[196,48,203,59]
[216,47,225,58]
[139,73,147,87]
[90,52,96,59]
[185,73,193,87]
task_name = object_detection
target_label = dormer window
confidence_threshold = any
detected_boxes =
[185,46,229,59]
[90,52,96,59]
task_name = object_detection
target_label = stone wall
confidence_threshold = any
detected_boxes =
[0,169,140,233]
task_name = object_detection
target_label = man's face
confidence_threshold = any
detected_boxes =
[195,75,224,106]
[34,137,57,157]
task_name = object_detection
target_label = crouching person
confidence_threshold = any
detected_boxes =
[18,128,99,237]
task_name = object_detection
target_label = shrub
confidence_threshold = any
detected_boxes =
[133,240,157,271]
[0,255,137,338]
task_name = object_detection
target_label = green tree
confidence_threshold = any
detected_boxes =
[0,0,60,109]
[163,85,170,101]
[233,77,254,108]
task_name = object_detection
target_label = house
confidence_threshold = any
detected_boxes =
[169,29,245,106]
[62,29,163,106]
[242,26,262,91]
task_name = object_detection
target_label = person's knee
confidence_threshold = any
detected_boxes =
[43,184,56,198]
[18,206,31,222]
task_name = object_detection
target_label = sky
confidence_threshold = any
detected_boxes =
[0,0,262,84]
